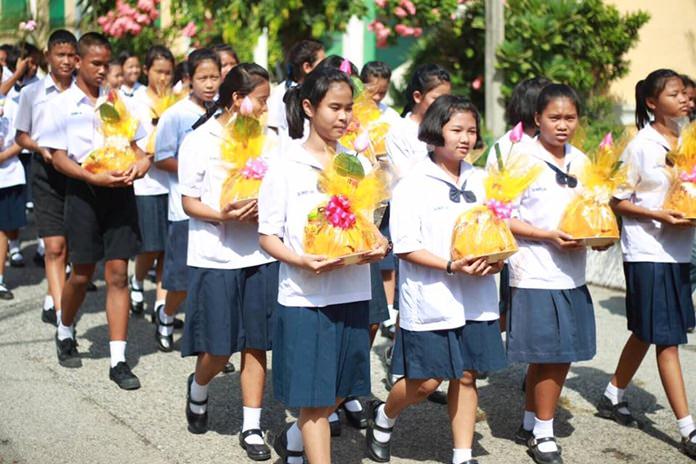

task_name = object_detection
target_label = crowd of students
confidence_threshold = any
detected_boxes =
[1,28,695,464]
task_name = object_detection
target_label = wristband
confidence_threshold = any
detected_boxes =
[446,260,454,275]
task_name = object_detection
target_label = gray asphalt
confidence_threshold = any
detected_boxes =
[0,227,695,464]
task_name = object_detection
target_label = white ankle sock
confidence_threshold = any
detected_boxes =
[43,295,54,311]
[286,422,303,464]
[130,275,143,291]
[242,407,264,445]
[523,410,535,431]
[605,382,630,414]
[328,411,339,422]
[374,404,396,443]
[158,307,174,336]
[383,304,397,327]
[109,341,126,368]
[533,417,557,453]
[37,238,45,255]
[190,377,208,415]
[452,448,472,464]
[57,320,74,340]
[678,415,696,442]
[9,240,19,254]
[344,398,363,412]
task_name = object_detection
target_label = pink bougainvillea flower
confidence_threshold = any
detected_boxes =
[181,21,197,38]
[401,0,417,15]
[412,27,423,38]
[375,0,387,8]
[509,121,524,143]
[394,6,407,18]
[394,23,415,37]
[471,75,483,91]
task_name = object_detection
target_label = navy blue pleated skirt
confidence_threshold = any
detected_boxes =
[181,262,278,357]
[377,203,396,272]
[499,264,510,315]
[162,220,189,292]
[391,320,507,379]
[507,286,596,364]
[369,262,390,325]
[272,301,371,408]
[0,185,26,231]
[624,262,695,346]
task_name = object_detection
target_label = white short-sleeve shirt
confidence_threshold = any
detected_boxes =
[42,83,145,164]
[178,117,276,269]
[0,98,26,188]
[257,144,372,307]
[14,74,70,146]
[154,97,205,221]
[385,113,428,179]
[390,157,499,331]
[377,102,401,127]
[130,86,169,196]
[507,141,588,290]
[613,124,694,263]
[485,129,535,170]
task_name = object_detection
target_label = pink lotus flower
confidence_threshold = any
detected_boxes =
[599,132,613,150]
[509,122,524,143]
[339,58,352,75]
[181,21,197,38]
[19,19,37,32]
[240,96,254,116]
[471,75,483,91]
[353,131,370,153]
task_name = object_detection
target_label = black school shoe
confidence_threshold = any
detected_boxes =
[0,282,13,300]
[341,397,368,429]
[109,362,141,390]
[528,436,563,464]
[457,460,479,464]
[186,373,208,434]
[681,430,696,459]
[329,413,341,437]
[42,307,57,326]
[239,429,271,461]
[154,309,174,352]
[55,334,82,368]
[272,424,307,464]
[515,425,534,445]
[596,395,639,427]
[365,399,392,463]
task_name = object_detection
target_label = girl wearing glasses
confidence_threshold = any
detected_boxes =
[506,84,597,464]
[365,95,505,464]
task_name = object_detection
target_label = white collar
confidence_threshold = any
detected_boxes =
[421,155,474,189]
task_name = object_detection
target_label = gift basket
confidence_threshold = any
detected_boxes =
[663,120,696,218]
[144,87,185,154]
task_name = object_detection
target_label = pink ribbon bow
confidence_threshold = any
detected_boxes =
[240,158,267,180]
[325,195,357,229]
[486,199,513,219]
[680,167,696,183]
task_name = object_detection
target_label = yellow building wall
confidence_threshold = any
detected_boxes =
[608,0,696,122]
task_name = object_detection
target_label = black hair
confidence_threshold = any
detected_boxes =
[3,44,20,71]
[77,32,111,57]
[286,39,324,83]
[506,76,551,128]
[360,61,392,83]
[284,66,353,139]
[682,74,695,89]
[316,55,359,76]
[187,48,221,78]
[47,29,77,51]
[418,95,483,149]
[117,50,139,67]
[174,60,190,84]
[108,57,121,67]
[144,45,175,70]
[402,64,451,116]
[18,42,41,60]
[211,43,239,65]
[192,63,270,130]
[635,69,682,129]
[535,83,581,117]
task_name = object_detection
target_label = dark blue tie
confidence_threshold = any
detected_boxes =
[448,179,477,203]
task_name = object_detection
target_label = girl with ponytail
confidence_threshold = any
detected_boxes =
[600,68,696,459]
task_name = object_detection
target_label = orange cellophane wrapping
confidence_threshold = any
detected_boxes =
[82,90,139,174]
[451,154,541,260]
[559,137,627,239]
[663,121,696,217]
[303,153,390,259]
[218,114,266,209]
[339,91,390,163]
[145,89,186,154]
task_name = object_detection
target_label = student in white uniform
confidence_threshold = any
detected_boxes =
[154,49,221,351]
[0,80,27,300]
[599,69,696,460]
[118,50,142,98]
[359,61,400,126]
[211,43,239,80]
[128,45,175,338]
[365,96,505,464]
[179,63,278,461]
[106,58,124,91]
[43,33,151,390]
[15,29,77,326]
[266,39,325,135]
[507,84,599,464]
[258,66,388,464]
[385,64,451,179]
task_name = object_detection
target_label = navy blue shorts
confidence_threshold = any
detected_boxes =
[162,220,189,292]
[624,262,695,345]
[273,301,371,408]
[181,262,279,357]
[391,320,507,379]
[507,286,596,364]
[32,153,66,237]
[0,185,26,231]
[135,194,168,253]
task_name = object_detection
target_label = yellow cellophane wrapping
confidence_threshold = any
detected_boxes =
[663,121,696,217]
[303,154,390,258]
[145,89,186,154]
[559,136,627,239]
[218,115,266,209]
[451,155,541,260]
[339,92,390,162]
[82,91,139,173]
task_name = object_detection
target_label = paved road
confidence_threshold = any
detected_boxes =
[0,227,695,464]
